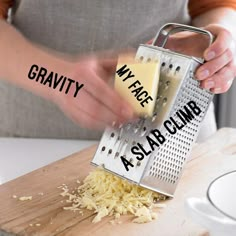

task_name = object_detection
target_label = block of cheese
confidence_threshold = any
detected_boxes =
[115,55,160,117]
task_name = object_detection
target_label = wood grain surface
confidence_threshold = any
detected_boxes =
[0,128,236,236]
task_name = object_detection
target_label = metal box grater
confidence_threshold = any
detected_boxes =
[91,23,214,197]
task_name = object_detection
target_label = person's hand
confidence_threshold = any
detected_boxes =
[196,24,236,94]
[52,53,136,130]
[149,24,236,94]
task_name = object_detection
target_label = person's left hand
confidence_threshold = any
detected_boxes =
[148,24,236,94]
[195,24,236,94]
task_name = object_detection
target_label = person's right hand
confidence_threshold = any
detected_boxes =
[52,53,136,130]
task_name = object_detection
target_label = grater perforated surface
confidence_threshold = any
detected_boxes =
[91,24,214,197]
[140,59,213,195]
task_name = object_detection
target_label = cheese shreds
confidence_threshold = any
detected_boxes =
[60,169,166,223]
[18,196,32,201]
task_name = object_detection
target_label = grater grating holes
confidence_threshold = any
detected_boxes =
[176,66,181,72]
[148,73,212,184]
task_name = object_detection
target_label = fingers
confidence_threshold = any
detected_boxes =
[203,25,233,61]
[59,92,106,129]
[73,88,125,125]
[56,52,139,129]
[88,77,134,120]
[196,49,233,81]
[64,66,135,128]
[65,54,136,130]
[200,61,235,93]
[99,57,118,76]
[195,24,236,94]
[78,68,135,121]
[63,103,106,130]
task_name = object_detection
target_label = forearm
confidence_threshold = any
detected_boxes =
[0,20,73,101]
[191,7,236,38]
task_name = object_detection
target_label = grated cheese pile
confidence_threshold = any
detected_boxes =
[60,169,166,223]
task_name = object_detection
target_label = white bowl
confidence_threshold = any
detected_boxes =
[185,171,236,236]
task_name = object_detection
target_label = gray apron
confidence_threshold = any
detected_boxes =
[0,0,216,141]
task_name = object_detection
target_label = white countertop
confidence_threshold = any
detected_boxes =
[0,138,97,184]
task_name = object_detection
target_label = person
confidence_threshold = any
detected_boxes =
[0,0,235,141]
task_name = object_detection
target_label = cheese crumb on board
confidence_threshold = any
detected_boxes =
[28,223,41,227]
[60,169,166,224]
[19,196,33,201]
[109,220,115,225]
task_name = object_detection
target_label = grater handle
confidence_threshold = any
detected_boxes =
[152,23,214,48]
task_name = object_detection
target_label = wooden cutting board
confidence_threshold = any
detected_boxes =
[0,128,236,236]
